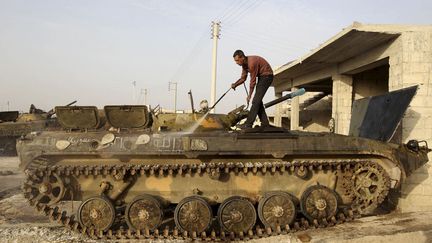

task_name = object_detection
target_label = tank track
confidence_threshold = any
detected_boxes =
[21,159,389,241]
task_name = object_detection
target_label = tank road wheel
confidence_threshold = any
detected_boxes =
[258,192,296,230]
[78,196,115,231]
[174,196,213,234]
[24,173,66,206]
[217,196,256,233]
[300,185,338,221]
[125,194,163,231]
[352,162,390,213]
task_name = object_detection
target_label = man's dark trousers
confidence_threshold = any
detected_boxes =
[244,75,273,127]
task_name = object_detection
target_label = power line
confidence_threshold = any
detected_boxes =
[223,30,303,53]
[220,0,250,23]
[224,32,293,54]
[219,0,249,21]
[224,27,315,49]
[223,29,297,50]
[169,29,208,82]
[224,0,263,26]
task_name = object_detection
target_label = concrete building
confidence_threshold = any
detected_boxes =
[272,22,432,212]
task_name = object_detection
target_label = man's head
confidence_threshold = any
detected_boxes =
[233,50,246,66]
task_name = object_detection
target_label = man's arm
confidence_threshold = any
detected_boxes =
[247,67,258,100]
[231,67,248,89]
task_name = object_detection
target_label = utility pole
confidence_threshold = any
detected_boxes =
[144,89,148,105]
[211,21,221,113]
[168,82,178,112]
[132,81,137,104]
[6,101,10,111]
[140,88,148,105]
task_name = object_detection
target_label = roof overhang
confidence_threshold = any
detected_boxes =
[272,23,418,88]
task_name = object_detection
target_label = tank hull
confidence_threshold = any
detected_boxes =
[17,129,429,239]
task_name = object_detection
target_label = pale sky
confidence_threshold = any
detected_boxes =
[1,0,431,113]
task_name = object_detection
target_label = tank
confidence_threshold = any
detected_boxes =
[0,105,56,156]
[0,101,76,156]
[17,86,430,240]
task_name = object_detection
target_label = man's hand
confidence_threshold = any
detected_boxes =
[231,83,237,90]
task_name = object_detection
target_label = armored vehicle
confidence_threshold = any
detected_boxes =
[17,86,430,240]
[0,102,76,156]
[0,105,55,156]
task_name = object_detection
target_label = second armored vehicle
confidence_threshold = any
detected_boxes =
[0,102,76,156]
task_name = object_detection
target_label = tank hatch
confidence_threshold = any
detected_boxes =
[349,85,418,142]
[104,105,150,129]
[55,106,100,130]
[0,111,19,122]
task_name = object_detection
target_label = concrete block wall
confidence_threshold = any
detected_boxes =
[389,31,432,212]
[274,26,432,212]
[332,30,432,212]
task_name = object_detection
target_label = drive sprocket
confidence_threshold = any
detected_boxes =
[22,172,66,206]
[351,162,390,213]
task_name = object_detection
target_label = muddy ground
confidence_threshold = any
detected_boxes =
[0,157,431,243]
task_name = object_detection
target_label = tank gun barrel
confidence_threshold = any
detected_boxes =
[264,88,305,109]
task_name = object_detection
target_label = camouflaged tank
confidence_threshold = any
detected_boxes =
[0,106,56,156]
[0,102,76,156]
[17,86,430,240]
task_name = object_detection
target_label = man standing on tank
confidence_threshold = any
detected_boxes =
[231,50,273,129]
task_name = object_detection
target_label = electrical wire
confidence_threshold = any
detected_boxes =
[223,29,306,52]
[223,0,262,26]
[223,31,294,54]
[224,27,314,50]
[169,28,208,82]
[219,0,250,22]
[222,0,258,24]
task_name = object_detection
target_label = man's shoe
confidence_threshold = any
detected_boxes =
[260,123,271,128]
[235,123,252,130]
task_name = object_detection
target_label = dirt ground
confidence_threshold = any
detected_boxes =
[1,157,431,243]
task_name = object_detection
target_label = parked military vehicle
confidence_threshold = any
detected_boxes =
[17,86,429,240]
[0,105,56,156]
[0,101,76,156]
